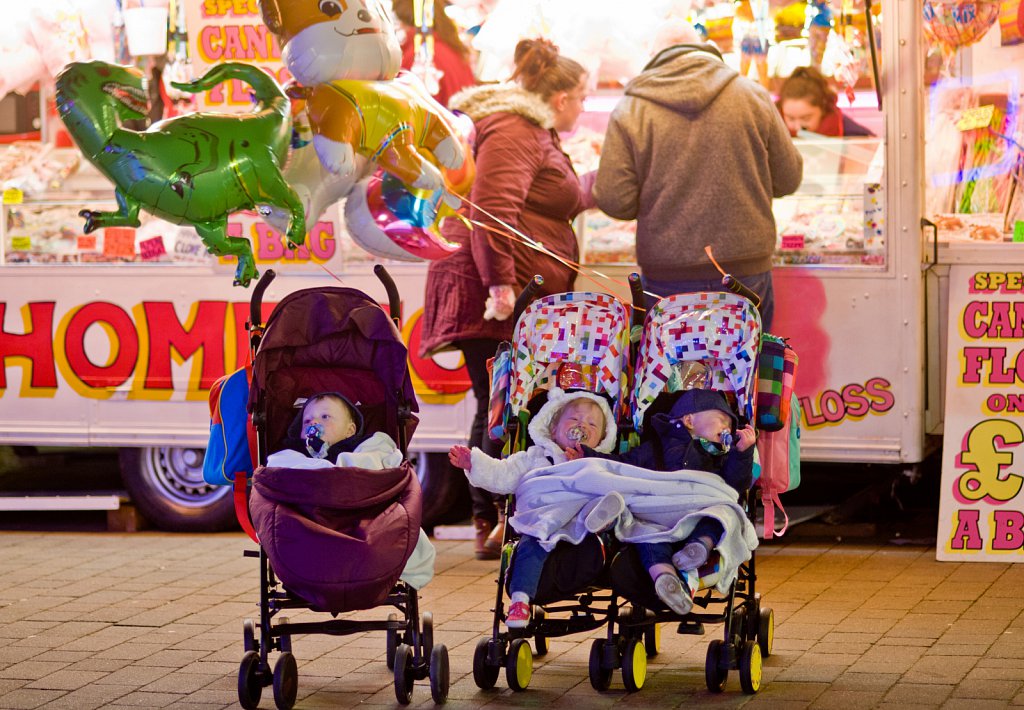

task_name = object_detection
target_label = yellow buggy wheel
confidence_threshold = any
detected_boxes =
[739,640,762,694]
[506,638,533,691]
[621,638,647,692]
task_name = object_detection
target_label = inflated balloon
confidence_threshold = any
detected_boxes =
[258,0,471,257]
[344,169,462,262]
[260,90,366,235]
[923,0,1000,63]
[55,60,303,287]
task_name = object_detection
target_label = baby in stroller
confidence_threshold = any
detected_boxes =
[236,276,449,707]
[449,387,619,628]
[581,387,756,615]
[266,391,436,591]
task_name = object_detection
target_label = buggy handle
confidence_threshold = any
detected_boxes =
[628,272,644,328]
[250,269,276,329]
[374,265,402,327]
[513,275,544,324]
[722,274,761,309]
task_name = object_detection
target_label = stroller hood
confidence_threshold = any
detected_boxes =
[251,462,422,613]
[250,287,419,453]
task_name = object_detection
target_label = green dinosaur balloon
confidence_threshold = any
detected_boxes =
[55,61,304,287]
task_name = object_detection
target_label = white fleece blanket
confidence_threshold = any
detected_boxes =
[510,459,759,593]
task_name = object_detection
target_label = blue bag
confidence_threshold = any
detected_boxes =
[203,367,254,486]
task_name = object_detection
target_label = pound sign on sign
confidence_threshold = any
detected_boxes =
[957,419,1024,503]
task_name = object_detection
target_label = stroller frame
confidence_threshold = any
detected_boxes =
[235,267,448,710]
[472,277,659,693]
[607,288,773,695]
[475,277,774,695]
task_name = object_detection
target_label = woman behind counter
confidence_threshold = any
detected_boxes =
[419,37,592,560]
[777,65,874,138]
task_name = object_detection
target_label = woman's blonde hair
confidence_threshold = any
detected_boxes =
[509,37,586,101]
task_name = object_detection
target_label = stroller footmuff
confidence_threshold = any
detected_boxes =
[250,463,422,613]
[233,270,449,709]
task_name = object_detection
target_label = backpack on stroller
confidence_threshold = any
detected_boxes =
[471,286,664,692]
[605,290,774,695]
[232,267,449,709]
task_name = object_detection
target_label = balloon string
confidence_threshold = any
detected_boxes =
[314,259,345,284]
[459,195,657,312]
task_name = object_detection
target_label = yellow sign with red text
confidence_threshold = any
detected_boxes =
[937,267,1024,560]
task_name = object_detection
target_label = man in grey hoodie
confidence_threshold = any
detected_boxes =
[593,26,802,330]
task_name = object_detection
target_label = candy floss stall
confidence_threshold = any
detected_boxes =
[0,0,1020,540]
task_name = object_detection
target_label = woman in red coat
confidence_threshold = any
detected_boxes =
[420,37,592,559]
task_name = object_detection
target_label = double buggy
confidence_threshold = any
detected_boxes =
[224,267,449,709]
[472,275,776,695]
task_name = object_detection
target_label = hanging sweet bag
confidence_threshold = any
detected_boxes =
[486,342,513,441]
[756,333,798,432]
[756,394,802,539]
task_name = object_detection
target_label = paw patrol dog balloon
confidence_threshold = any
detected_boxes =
[259,0,470,260]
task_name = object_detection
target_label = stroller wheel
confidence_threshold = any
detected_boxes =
[505,637,533,691]
[421,611,434,658]
[272,651,298,709]
[242,618,257,653]
[758,607,775,657]
[738,640,762,694]
[621,638,647,692]
[644,623,661,657]
[704,639,728,693]
[394,643,415,705]
[238,650,264,710]
[472,637,499,689]
[532,607,548,657]
[588,639,613,692]
[429,643,450,704]
[386,613,399,670]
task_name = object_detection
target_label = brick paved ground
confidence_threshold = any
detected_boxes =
[1,532,1023,709]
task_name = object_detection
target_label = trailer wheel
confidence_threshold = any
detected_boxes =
[119,447,234,531]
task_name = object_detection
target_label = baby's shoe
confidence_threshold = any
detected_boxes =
[654,572,694,616]
[505,601,531,629]
[584,491,625,533]
[672,535,715,571]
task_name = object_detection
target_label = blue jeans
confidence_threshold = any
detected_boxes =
[508,535,549,598]
[636,517,726,571]
[642,271,774,332]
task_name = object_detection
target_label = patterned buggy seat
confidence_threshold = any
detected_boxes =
[632,291,762,431]
[509,291,631,421]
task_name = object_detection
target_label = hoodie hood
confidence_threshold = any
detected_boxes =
[625,44,738,115]
[448,82,555,129]
[527,388,618,460]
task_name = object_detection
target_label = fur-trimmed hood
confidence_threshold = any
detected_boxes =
[448,83,555,130]
[527,388,618,460]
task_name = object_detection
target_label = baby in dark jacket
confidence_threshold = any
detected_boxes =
[579,388,755,615]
